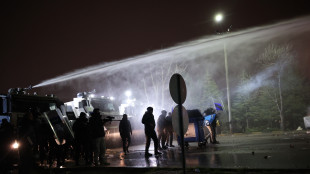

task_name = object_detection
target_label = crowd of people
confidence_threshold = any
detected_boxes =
[0,106,219,173]
[10,107,133,170]
[141,107,178,157]
[141,106,219,157]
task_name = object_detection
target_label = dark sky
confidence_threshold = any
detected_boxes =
[1,0,310,96]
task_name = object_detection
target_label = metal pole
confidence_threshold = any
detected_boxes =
[177,75,186,174]
[224,43,232,133]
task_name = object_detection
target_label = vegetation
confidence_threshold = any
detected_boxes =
[231,44,309,132]
[200,44,310,133]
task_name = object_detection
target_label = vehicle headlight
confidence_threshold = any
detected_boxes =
[11,141,19,149]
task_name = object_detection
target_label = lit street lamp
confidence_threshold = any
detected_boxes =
[214,13,232,133]
[214,13,223,23]
[125,90,132,98]
[125,90,134,105]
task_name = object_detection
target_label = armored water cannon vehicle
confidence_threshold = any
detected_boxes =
[64,91,123,144]
[0,87,74,166]
[1,86,74,134]
[64,91,122,120]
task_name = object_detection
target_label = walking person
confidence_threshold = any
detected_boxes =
[89,108,110,166]
[119,114,132,155]
[142,107,162,157]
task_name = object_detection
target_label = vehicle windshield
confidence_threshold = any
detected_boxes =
[90,98,118,113]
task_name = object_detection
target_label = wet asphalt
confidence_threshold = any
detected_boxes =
[37,131,310,173]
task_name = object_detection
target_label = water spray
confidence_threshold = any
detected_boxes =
[33,16,310,88]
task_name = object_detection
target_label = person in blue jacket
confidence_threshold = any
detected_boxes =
[203,108,219,144]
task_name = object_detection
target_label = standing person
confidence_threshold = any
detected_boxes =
[37,117,50,166]
[142,107,162,157]
[89,108,110,166]
[72,112,91,166]
[19,111,37,174]
[119,114,132,155]
[0,118,14,146]
[53,123,66,168]
[157,110,167,150]
[165,112,175,147]
[0,118,14,172]
[203,108,219,144]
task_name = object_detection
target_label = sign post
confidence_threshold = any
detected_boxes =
[169,73,187,174]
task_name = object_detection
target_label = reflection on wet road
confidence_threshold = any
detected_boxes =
[104,131,310,169]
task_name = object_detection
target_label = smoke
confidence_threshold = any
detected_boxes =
[236,63,280,95]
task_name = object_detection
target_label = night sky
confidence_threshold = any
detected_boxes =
[1,0,310,100]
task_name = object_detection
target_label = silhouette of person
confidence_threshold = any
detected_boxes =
[47,123,57,167]
[37,117,50,166]
[0,118,14,172]
[53,123,66,168]
[119,114,132,155]
[19,111,37,174]
[142,107,162,157]
[165,112,175,147]
[157,110,167,149]
[72,112,91,165]
[0,118,14,146]
[89,108,110,166]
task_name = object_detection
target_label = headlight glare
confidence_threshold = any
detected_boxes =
[12,141,19,149]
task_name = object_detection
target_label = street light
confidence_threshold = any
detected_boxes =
[125,90,132,98]
[214,13,223,23]
[214,13,233,133]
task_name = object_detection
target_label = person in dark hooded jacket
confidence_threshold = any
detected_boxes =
[142,107,162,157]
[119,114,132,155]
[19,111,37,173]
[89,108,110,166]
[73,112,91,165]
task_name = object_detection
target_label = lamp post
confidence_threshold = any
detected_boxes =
[214,13,232,133]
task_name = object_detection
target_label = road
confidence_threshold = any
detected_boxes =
[26,131,310,173]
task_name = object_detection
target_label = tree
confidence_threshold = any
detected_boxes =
[232,70,256,131]
[281,67,310,129]
[200,70,222,111]
[256,44,293,130]
[142,61,187,109]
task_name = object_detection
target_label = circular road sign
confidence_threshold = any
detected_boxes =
[172,105,189,136]
[169,73,187,105]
